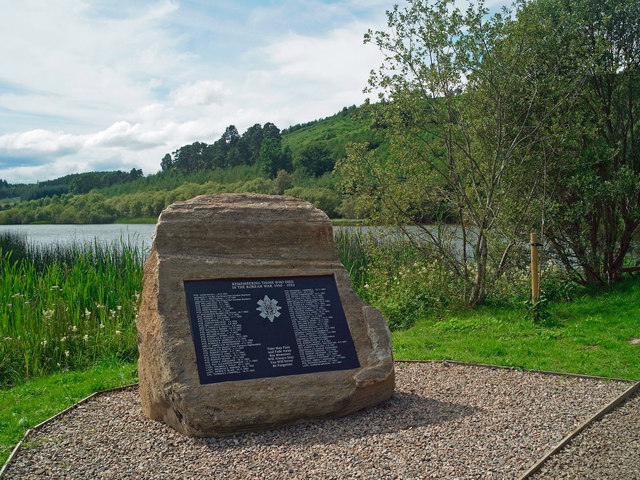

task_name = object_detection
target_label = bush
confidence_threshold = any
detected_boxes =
[335,230,463,330]
[284,187,341,217]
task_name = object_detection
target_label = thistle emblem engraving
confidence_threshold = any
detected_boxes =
[256,295,282,322]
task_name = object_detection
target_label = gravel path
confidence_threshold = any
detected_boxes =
[2,362,633,480]
[529,390,640,479]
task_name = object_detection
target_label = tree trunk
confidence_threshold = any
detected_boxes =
[468,233,488,306]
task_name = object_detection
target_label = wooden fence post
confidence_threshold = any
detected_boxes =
[530,233,540,302]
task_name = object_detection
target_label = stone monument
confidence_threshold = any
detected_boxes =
[137,193,394,436]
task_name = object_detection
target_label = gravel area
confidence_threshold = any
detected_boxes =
[529,390,640,479]
[2,362,632,480]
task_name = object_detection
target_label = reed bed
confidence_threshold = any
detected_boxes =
[0,231,144,388]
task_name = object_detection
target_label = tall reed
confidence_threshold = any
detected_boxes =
[334,229,370,292]
[0,232,144,388]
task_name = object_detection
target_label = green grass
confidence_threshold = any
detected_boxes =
[392,277,640,380]
[0,359,137,466]
[331,218,369,226]
[1,230,639,470]
[114,217,157,224]
[0,232,143,387]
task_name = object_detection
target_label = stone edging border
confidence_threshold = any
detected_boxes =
[1,363,638,479]
[0,384,138,479]
[516,380,640,480]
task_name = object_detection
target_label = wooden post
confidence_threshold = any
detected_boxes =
[530,233,540,302]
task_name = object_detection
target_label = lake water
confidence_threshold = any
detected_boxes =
[0,223,455,255]
[0,224,376,253]
[0,224,158,252]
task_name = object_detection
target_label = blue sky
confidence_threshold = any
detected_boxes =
[0,0,507,184]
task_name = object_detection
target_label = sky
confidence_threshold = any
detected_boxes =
[0,0,507,184]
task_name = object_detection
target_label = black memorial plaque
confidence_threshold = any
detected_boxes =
[183,275,360,384]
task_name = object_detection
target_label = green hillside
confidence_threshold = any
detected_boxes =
[0,105,384,224]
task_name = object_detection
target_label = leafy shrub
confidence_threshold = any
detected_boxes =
[285,187,341,217]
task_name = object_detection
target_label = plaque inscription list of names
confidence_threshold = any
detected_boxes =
[184,275,360,384]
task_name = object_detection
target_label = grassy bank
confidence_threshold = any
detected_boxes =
[392,277,640,380]
[0,359,137,465]
[1,230,639,466]
[0,232,143,388]
[114,217,157,224]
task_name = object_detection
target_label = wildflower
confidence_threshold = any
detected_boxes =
[71,325,78,332]
[109,309,116,318]
[134,292,140,302]
[57,363,61,367]
[50,285,59,290]
[115,330,122,336]
[364,284,369,289]
[60,336,67,343]
[116,305,122,311]
[83,334,89,342]
[99,323,105,329]
[7,303,11,308]
[64,350,69,357]
[4,337,12,341]
[11,293,23,298]
[43,309,55,320]
[96,304,105,309]
[41,340,47,347]
[84,308,91,318]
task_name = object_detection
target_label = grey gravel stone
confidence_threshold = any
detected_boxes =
[529,390,640,480]
[2,362,633,479]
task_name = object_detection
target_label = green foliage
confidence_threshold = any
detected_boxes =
[284,187,341,218]
[337,0,554,306]
[0,232,143,387]
[392,276,640,381]
[295,143,335,177]
[515,0,640,285]
[0,105,383,223]
[524,295,551,323]
[282,106,383,162]
[258,138,293,178]
[335,230,463,330]
[334,230,370,291]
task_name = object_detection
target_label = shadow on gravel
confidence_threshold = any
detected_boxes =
[201,392,481,450]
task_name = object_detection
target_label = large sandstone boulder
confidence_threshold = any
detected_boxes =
[137,193,394,436]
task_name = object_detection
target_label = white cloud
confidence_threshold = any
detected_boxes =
[0,0,415,183]
[170,80,228,107]
[0,130,82,158]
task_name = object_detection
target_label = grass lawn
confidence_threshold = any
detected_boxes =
[2,277,639,466]
[0,359,137,466]
[393,277,640,380]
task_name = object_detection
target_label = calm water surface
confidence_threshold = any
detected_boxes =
[0,224,157,252]
[0,223,429,253]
